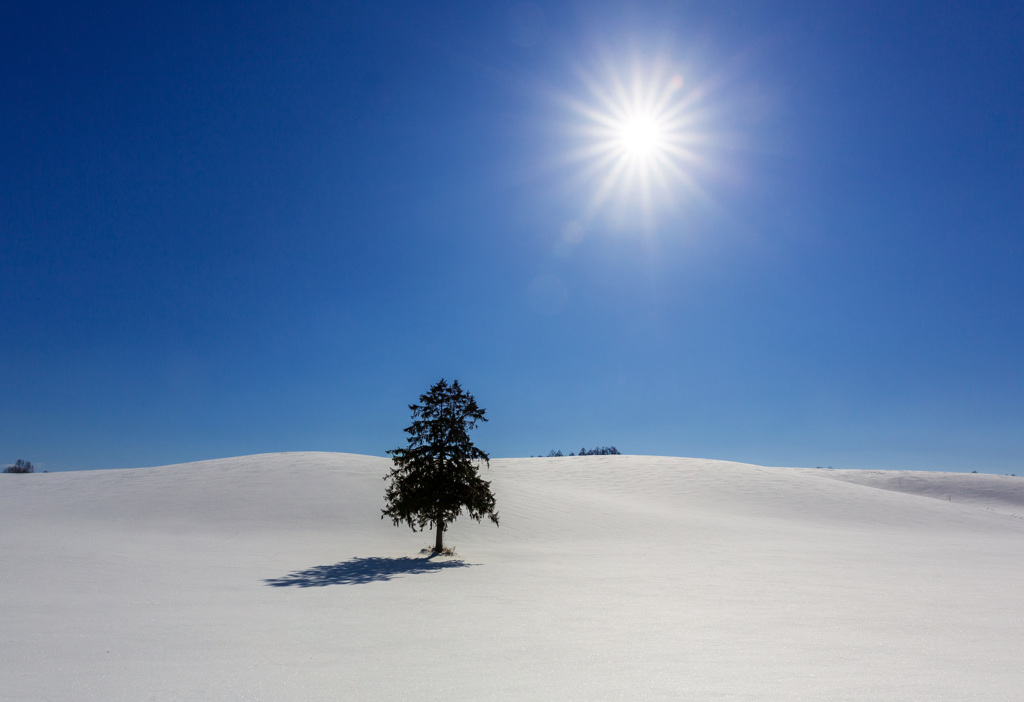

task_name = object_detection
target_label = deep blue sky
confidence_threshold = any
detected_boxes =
[3,1,1022,472]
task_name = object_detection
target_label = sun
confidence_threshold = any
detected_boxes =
[558,56,718,228]
[618,115,664,157]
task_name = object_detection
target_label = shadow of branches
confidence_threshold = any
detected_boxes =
[264,556,475,587]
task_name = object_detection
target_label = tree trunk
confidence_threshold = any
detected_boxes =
[434,518,445,553]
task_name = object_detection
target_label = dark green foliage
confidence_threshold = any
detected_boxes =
[383,379,498,552]
[3,459,34,474]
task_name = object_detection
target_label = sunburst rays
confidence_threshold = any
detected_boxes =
[558,54,721,230]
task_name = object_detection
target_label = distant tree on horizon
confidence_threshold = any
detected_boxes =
[383,379,498,554]
[542,446,621,457]
[3,459,34,474]
[580,446,620,456]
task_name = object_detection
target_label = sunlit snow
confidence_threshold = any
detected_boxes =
[3,452,1022,700]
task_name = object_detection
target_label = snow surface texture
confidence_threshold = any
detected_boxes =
[3,452,1023,701]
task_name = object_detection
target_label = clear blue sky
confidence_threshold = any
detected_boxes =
[3,1,1022,473]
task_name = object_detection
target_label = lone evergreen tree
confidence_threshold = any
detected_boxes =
[383,379,498,553]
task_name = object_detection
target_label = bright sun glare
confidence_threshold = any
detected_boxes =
[561,56,717,227]
[618,116,664,157]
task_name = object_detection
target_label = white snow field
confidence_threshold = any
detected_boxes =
[3,453,1023,701]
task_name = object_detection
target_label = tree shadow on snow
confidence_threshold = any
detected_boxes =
[264,555,475,587]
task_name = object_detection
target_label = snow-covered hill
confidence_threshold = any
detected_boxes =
[797,466,1024,518]
[3,452,1023,700]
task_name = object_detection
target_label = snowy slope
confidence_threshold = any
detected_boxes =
[796,467,1024,518]
[2,452,1023,701]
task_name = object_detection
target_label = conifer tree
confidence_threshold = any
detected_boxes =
[383,379,498,553]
